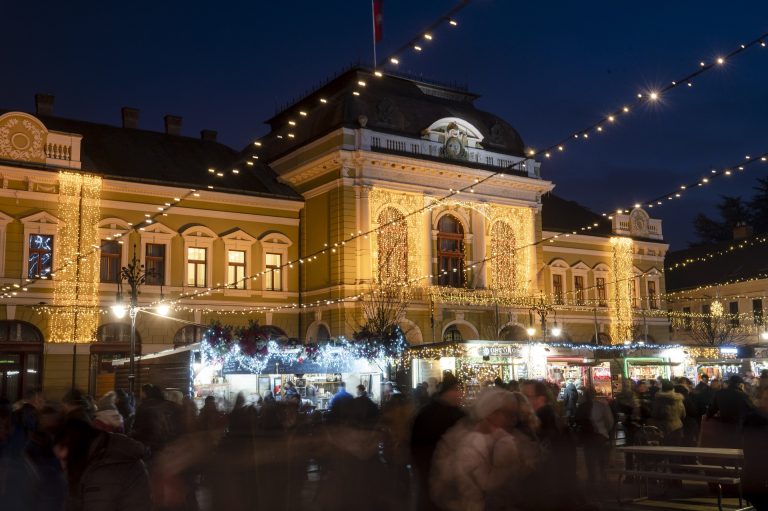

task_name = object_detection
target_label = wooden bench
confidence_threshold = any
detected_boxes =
[617,469,746,511]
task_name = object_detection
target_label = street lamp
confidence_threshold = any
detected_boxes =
[551,325,562,338]
[530,294,556,343]
[761,331,768,342]
[114,246,164,395]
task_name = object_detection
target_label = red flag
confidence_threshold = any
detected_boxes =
[373,0,383,42]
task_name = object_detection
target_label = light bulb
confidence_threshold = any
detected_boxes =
[761,331,768,341]
[551,327,562,337]
[157,303,170,316]
[111,304,126,319]
[526,327,535,337]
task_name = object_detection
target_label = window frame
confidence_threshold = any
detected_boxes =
[181,226,217,290]
[436,214,465,288]
[21,212,58,283]
[227,249,247,290]
[186,246,207,288]
[139,222,176,290]
[27,234,54,279]
[259,232,293,295]
[222,229,257,293]
[99,240,122,283]
[144,243,166,286]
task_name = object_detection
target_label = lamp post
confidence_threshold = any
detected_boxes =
[112,246,167,395]
[530,294,556,343]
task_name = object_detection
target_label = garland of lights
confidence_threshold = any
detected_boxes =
[200,321,407,375]
[50,172,102,343]
[609,237,634,344]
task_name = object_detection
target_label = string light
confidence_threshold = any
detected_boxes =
[50,172,102,344]
[609,237,634,345]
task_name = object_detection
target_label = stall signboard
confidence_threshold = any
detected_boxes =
[469,344,522,358]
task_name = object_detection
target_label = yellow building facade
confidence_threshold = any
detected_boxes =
[0,70,671,400]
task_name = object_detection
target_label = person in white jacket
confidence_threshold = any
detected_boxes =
[430,388,540,511]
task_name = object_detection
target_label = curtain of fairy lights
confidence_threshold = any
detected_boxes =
[488,205,534,297]
[376,207,408,285]
[609,237,634,344]
[369,188,424,285]
[50,172,102,343]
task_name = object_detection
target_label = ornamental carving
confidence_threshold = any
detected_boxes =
[0,113,46,163]
[629,208,650,238]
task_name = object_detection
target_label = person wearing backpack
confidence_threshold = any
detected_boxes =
[576,388,614,491]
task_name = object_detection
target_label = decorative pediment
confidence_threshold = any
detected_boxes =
[593,263,610,272]
[258,231,293,247]
[140,221,176,238]
[21,211,58,226]
[548,258,570,269]
[571,261,590,271]
[220,228,257,244]
[0,113,47,163]
[180,224,217,240]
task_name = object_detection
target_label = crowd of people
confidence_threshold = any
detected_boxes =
[1,370,767,510]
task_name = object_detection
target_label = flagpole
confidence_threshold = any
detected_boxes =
[371,0,377,68]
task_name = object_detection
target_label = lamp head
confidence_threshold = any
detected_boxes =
[156,303,170,316]
[551,326,562,337]
[526,327,536,337]
[111,303,127,319]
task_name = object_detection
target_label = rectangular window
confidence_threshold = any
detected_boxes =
[552,274,563,305]
[647,281,658,309]
[730,301,739,327]
[574,276,585,305]
[596,277,607,307]
[227,250,246,289]
[28,234,53,278]
[265,253,282,291]
[683,306,692,331]
[753,299,763,325]
[186,247,207,287]
[100,240,122,283]
[145,244,166,286]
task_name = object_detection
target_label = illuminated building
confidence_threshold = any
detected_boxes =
[0,70,670,399]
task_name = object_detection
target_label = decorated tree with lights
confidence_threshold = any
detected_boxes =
[687,300,750,347]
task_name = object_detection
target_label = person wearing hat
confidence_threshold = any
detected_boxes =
[93,391,125,433]
[707,374,756,425]
[410,374,465,511]
[429,387,538,511]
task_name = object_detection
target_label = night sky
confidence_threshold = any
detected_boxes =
[6,1,768,249]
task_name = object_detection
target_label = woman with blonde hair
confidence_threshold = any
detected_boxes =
[430,388,540,511]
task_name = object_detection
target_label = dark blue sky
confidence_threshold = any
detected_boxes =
[6,1,768,249]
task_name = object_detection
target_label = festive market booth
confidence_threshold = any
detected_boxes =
[406,340,706,398]
[193,322,404,409]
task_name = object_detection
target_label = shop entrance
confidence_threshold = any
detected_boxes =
[0,321,44,401]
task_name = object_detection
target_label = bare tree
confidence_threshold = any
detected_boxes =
[686,313,751,347]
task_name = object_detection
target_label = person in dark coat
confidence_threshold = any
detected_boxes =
[54,419,151,511]
[743,387,768,510]
[707,375,755,425]
[132,384,179,455]
[352,385,379,426]
[562,381,579,421]
[693,374,713,417]
[410,374,465,511]
[327,382,354,422]
[520,380,587,511]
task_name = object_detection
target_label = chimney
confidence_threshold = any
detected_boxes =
[200,129,218,142]
[35,93,55,116]
[733,222,753,241]
[164,115,182,136]
[121,107,140,129]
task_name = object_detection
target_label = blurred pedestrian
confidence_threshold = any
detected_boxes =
[411,374,464,511]
[576,388,614,490]
[652,379,685,445]
[54,419,150,511]
[93,391,124,433]
[743,386,768,510]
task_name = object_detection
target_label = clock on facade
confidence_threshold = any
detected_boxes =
[444,136,463,158]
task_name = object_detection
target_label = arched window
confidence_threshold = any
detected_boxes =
[95,323,142,344]
[376,207,408,284]
[437,215,464,287]
[315,324,330,342]
[0,321,44,343]
[591,332,611,345]
[443,325,463,342]
[498,325,527,341]
[174,325,205,346]
[490,221,515,291]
